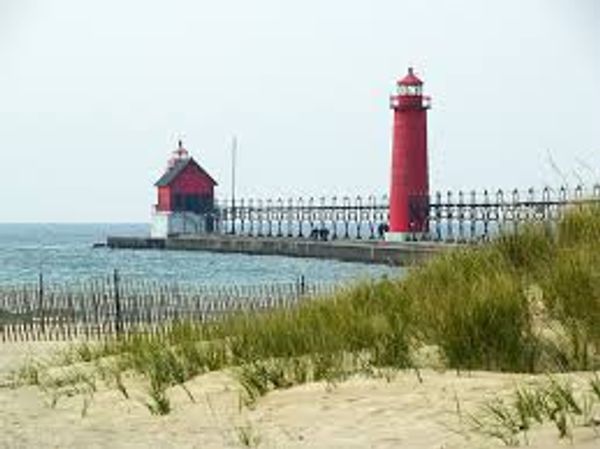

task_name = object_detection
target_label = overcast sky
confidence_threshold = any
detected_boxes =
[1,0,598,222]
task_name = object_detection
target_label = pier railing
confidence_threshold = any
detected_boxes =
[0,273,338,342]
[214,184,600,242]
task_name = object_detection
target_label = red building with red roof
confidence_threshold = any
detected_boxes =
[151,140,218,237]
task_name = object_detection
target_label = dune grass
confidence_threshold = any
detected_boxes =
[469,375,600,445]
[11,204,600,417]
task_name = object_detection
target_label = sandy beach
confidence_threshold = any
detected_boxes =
[0,342,598,449]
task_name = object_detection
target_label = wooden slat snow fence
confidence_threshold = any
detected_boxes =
[0,272,338,342]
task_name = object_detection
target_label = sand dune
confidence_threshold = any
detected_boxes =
[0,343,598,449]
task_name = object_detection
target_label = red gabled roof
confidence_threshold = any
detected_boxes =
[154,157,218,187]
[398,67,423,86]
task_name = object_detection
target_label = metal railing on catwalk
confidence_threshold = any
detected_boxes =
[209,185,600,243]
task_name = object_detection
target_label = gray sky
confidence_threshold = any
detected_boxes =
[1,0,598,222]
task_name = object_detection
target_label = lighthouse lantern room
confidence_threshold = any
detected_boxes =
[386,67,431,241]
[151,140,218,238]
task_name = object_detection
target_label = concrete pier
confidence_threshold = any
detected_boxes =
[106,235,456,265]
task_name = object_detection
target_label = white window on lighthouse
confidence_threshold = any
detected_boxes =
[399,85,422,96]
[407,85,422,96]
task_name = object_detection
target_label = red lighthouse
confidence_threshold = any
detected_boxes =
[386,67,431,241]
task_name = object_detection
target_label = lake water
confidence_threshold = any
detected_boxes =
[0,224,401,286]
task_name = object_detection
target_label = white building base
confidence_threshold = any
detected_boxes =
[385,232,424,242]
[151,211,212,238]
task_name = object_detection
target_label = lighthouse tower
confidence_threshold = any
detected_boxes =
[386,68,431,241]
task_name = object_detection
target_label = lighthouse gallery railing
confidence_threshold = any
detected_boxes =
[211,185,600,243]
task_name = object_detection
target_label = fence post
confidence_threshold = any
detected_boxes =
[114,269,123,337]
[38,272,45,335]
[299,275,306,297]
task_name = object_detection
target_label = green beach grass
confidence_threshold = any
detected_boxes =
[10,204,600,421]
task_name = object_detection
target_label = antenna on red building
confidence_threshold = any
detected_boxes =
[230,135,238,234]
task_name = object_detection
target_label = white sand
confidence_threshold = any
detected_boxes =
[0,343,598,449]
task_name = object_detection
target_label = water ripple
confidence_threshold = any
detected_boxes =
[0,224,402,286]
